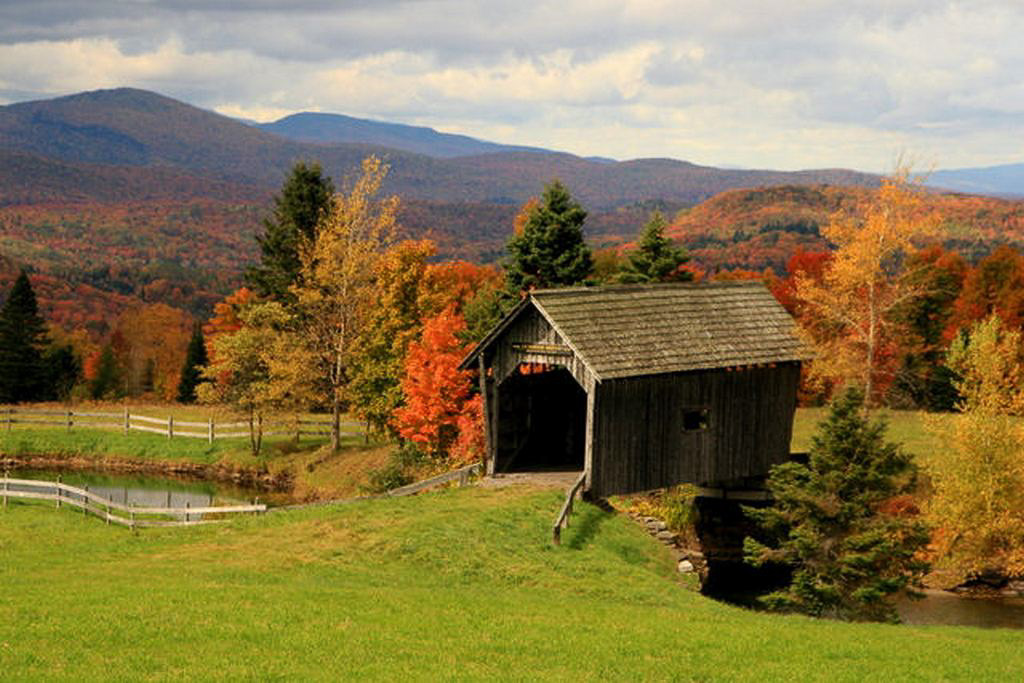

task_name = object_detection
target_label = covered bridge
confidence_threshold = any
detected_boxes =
[460,281,810,498]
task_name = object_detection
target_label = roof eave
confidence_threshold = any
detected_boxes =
[457,296,532,372]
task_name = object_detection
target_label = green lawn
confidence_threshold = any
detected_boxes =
[1,487,1020,680]
[793,407,943,462]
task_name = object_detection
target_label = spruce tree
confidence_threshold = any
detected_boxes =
[176,324,209,403]
[505,180,593,293]
[43,344,81,402]
[745,389,930,622]
[89,345,121,400]
[616,211,692,283]
[247,161,334,303]
[0,271,49,403]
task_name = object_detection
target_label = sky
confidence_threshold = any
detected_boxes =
[0,1,1021,172]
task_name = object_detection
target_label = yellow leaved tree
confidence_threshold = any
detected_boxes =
[796,168,940,406]
[293,156,397,450]
[926,315,1024,578]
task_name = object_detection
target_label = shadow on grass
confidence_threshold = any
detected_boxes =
[565,499,615,550]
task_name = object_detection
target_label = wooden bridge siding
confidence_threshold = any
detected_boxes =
[491,307,592,389]
[588,363,800,497]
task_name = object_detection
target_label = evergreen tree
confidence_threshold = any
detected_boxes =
[176,324,209,403]
[89,345,121,400]
[0,271,49,403]
[745,389,930,622]
[43,344,81,402]
[505,180,593,293]
[247,161,334,303]
[616,211,692,283]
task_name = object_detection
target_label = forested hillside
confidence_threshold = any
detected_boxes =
[671,184,1024,274]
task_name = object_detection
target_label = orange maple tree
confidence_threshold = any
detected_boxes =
[393,305,480,459]
[203,287,255,360]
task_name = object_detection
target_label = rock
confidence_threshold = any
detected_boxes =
[646,520,667,532]
[1007,581,1024,595]
[678,560,695,573]
[656,530,678,543]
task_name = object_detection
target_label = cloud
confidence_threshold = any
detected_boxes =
[0,1,1022,170]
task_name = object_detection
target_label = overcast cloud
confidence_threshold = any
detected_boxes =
[0,0,1021,171]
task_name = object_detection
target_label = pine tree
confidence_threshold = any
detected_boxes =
[616,211,692,283]
[177,324,209,403]
[0,271,49,403]
[505,180,593,293]
[745,389,930,622]
[42,344,81,402]
[89,345,122,400]
[247,161,334,303]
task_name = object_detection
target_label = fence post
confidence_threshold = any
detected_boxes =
[2,468,7,508]
[168,415,174,440]
[56,474,62,509]
[185,501,190,524]
[5,406,10,431]
[123,408,129,435]
[83,485,88,517]
[66,409,72,433]
[130,505,136,531]
[208,417,214,445]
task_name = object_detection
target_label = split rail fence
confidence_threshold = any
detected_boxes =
[552,470,588,545]
[0,474,265,528]
[0,408,364,444]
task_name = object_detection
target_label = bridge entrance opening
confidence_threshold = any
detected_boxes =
[495,365,586,473]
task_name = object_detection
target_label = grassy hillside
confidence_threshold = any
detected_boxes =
[1,486,1020,680]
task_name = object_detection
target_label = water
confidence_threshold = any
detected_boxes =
[898,590,1024,629]
[5,467,285,509]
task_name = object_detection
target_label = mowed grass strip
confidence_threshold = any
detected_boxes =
[1,487,1020,680]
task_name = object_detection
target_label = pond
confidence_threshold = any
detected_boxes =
[5,467,298,509]
[898,590,1024,629]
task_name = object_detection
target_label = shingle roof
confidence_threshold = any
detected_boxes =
[465,281,810,381]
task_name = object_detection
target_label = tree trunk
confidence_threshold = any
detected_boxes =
[331,397,341,452]
[249,406,264,457]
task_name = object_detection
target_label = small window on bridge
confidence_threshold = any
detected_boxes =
[682,407,709,432]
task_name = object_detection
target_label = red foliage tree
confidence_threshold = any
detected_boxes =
[771,249,832,314]
[203,287,255,359]
[947,246,1024,338]
[393,306,480,459]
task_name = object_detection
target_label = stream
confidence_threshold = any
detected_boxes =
[897,590,1024,629]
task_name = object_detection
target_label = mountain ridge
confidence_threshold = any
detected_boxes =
[0,87,882,209]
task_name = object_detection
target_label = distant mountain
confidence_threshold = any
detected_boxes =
[930,163,1024,197]
[0,88,881,210]
[0,87,894,322]
[256,112,546,158]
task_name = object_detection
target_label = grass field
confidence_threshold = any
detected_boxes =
[792,407,943,462]
[1,486,1020,680]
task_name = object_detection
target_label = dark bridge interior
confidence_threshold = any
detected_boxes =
[495,366,586,472]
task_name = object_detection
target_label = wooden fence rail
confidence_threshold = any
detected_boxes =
[0,475,265,528]
[0,408,364,444]
[552,471,588,545]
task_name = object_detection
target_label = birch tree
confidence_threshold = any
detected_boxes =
[796,168,940,406]
[294,156,397,450]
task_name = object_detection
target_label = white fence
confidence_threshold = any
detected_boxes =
[0,475,266,528]
[0,408,364,444]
